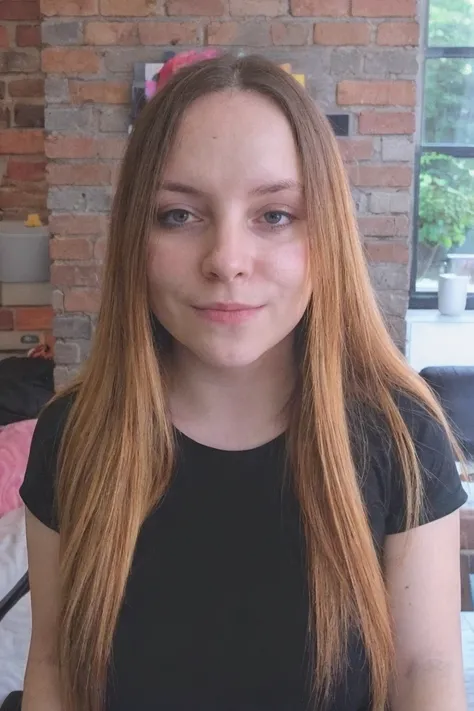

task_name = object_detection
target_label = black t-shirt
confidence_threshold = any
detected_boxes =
[20,393,467,711]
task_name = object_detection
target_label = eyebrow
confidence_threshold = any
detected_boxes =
[160,179,303,197]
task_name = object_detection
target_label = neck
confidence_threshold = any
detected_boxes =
[167,336,296,450]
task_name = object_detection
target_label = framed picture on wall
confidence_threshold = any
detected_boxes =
[130,55,347,137]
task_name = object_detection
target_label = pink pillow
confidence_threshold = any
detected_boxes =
[0,419,36,517]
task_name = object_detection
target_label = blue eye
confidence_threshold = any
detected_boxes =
[156,209,195,228]
[262,211,293,228]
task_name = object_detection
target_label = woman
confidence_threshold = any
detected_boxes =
[20,54,467,711]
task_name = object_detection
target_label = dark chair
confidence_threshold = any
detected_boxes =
[0,692,22,711]
[0,573,29,625]
[419,366,474,460]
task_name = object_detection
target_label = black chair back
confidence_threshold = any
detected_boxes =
[419,366,474,459]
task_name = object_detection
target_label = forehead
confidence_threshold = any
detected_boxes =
[162,90,301,192]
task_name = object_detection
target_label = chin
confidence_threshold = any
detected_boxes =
[193,342,272,370]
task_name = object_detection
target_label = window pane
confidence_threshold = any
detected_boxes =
[416,153,474,293]
[423,58,474,144]
[428,0,474,47]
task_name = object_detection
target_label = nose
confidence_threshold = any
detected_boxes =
[201,217,253,283]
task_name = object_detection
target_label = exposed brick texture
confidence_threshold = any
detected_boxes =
[33,0,421,374]
[314,22,371,45]
[351,0,416,17]
[0,0,45,221]
[377,21,419,46]
[290,0,349,15]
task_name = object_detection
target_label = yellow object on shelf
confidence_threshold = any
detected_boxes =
[24,213,42,228]
[292,74,306,87]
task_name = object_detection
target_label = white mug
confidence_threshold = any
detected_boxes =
[438,273,469,316]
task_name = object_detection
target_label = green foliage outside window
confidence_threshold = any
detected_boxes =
[419,153,474,250]
[418,0,474,265]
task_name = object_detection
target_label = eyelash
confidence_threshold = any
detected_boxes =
[154,209,296,231]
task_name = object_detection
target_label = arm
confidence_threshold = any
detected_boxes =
[22,509,62,711]
[385,511,466,711]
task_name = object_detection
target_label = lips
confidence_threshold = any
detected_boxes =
[193,303,263,324]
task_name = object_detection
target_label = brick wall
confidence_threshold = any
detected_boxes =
[0,0,46,221]
[0,0,52,351]
[40,0,420,386]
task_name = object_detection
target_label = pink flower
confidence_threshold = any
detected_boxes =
[155,49,223,91]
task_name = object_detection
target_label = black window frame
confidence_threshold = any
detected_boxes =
[410,2,474,309]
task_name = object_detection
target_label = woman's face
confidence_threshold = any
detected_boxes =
[148,89,311,369]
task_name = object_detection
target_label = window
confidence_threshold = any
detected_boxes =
[412,0,474,308]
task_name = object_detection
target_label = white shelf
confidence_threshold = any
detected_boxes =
[406,309,474,324]
[405,310,474,371]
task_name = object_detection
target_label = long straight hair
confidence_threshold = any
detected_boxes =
[54,54,458,711]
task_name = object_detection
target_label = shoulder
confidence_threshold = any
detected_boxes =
[33,390,76,448]
[350,392,467,535]
[350,392,457,466]
[19,391,77,532]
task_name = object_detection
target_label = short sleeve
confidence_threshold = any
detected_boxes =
[385,397,468,535]
[20,394,74,532]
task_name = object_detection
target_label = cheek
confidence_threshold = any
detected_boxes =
[147,239,190,297]
[265,240,310,300]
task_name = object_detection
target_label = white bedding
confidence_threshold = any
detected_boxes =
[0,506,31,704]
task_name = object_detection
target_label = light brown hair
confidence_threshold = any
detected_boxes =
[54,54,457,711]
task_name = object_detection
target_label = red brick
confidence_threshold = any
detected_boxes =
[0,186,47,209]
[98,136,127,159]
[0,2,40,20]
[314,21,371,45]
[100,0,164,16]
[1,49,40,73]
[41,0,99,16]
[0,26,10,47]
[16,24,41,47]
[290,0,348,16]
[359,111,415,135]
[377,21,419,46]
[0,129,44,154]
[6,159,46,182]
[337,80,416,107]
[45,135,98,159]
[94,237,107,260]
[352,0,416,17]
[348,164,412,188]
[15,306,54,331]
[207,21,271,45]
[230,0,287,15]
[359,215,409,237]
[364,240,409,264]
[42,48,101,74]
[138,21,199,44]
[50,237,94,261]
[166,0,226,14]
[8,77,44,97]
[271,21,309,45]
[47,163,111,186]
[336,137,373,162]
[51,264,102,288]
[49,213,107,235]
[0,106,10,128]
[14,104,44,129]
[0,309,13,331]
[64,287,101,313]
[84,21,138,44]
[70,80,130,104]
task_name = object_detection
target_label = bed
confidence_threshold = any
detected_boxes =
[0,419,37,705]
[0,507,30,705]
